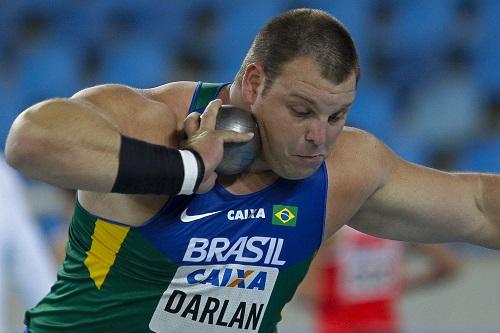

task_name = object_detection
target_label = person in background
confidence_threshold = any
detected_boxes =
[299,226,460,333]
[0,154,56,333]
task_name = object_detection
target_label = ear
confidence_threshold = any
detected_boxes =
[241,63,265,104]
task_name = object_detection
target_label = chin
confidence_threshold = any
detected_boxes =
[275,163,319,180]
[261,151,321,179]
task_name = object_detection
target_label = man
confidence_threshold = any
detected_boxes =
[4,8,500,333]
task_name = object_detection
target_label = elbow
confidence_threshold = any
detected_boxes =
[466,217,500,250]
[4,107,52,174]
[478,222,500,250]
[475,176,500,250]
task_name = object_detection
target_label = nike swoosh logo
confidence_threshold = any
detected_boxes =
[180,208,223,223]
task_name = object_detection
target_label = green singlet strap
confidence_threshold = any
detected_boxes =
[188,81,230,113]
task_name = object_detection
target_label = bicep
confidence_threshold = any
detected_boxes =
[349,157,485,243]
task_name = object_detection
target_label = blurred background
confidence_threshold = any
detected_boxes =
[0,0,499,332]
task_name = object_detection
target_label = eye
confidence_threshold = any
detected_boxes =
[289,105,311,118]
[328,111,346,123]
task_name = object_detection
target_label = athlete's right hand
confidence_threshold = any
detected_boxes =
[183,99,254,193]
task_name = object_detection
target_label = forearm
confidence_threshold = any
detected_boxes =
[5,98,120,191]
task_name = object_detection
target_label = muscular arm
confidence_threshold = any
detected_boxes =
[5,84,178,192]
[5,82,251,225]
[341,131,500,250]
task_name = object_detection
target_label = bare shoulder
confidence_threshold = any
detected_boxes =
[72,81,198,145]
[143,81,199,111]
[322,127,397,236]
[143,81,200,120]
[73,81,197,104]
[329,126,396,181]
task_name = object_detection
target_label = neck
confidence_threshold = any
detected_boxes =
[218,170,279,195]
[227,82,250,109]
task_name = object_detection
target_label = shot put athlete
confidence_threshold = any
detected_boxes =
[5,8,500,333]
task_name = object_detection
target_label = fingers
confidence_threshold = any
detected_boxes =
[184,112,201,137]
[199,99,222,130]
[218,129,254,143]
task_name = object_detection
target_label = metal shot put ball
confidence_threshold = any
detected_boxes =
[215,105,261,175]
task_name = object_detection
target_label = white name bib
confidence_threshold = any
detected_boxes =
[149,264,278,332]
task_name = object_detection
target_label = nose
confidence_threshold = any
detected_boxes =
[304,121,327,146]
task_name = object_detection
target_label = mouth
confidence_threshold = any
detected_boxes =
[294,154,325,164]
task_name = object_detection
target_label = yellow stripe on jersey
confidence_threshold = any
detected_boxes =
[84,220,130,289]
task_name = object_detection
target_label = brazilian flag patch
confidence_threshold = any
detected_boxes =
[272,205,298,227]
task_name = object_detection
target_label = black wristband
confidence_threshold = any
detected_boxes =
[111,135,201,195]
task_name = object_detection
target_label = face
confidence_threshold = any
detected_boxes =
[242,56,357,179]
